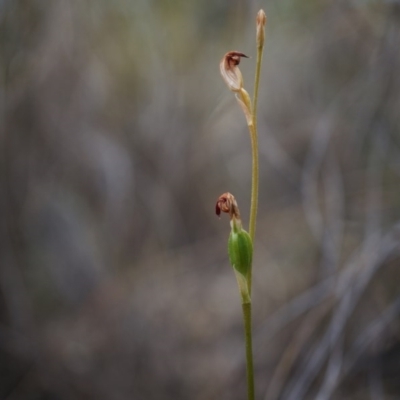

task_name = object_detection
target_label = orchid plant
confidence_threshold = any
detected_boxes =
[216,10,266,400]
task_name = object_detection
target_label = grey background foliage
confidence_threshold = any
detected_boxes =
[1,0,400,399]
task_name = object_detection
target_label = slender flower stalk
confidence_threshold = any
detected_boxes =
[242,302,255,400]
[217,9,266,400]
[248,9,266,295]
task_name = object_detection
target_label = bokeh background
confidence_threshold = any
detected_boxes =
[2,0,400,399]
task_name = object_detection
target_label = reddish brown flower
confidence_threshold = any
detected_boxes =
[220,51,249,93]
[216,192,241,220]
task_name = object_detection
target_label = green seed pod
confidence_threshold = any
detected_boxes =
[228,228,253,277]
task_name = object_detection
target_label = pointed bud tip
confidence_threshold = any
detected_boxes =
[257,9,267,26]
[256,10,267,46]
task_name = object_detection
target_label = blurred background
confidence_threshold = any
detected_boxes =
[1,0,400,399]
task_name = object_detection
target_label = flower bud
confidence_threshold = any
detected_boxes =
[220,51,249,93]
[256,9,267,48]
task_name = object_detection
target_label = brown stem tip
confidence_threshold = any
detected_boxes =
[256,9,267,46]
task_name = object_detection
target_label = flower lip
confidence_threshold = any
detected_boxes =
[225,51,249,67]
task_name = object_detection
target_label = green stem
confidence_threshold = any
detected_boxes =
[247,40,264,295]
[242,301,255,400]
[252,41,264,134]
[247,123,258,296]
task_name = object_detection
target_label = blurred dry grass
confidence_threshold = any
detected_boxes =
[1,0,400,399]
